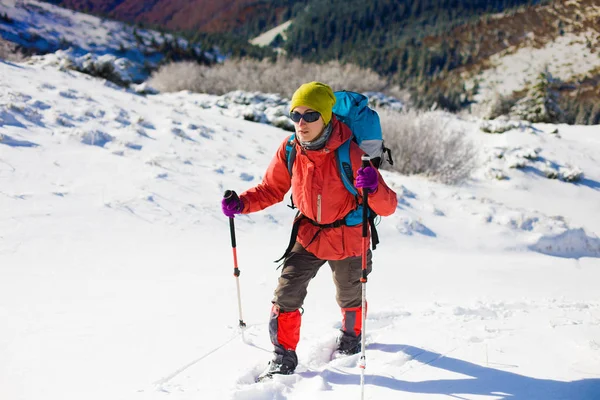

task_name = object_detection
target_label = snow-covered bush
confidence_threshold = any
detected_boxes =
[379,109,478,184]
[130,82,159,95]
[483,146,583,184]
[479,118,522,134]
[485,167,508,180]
[148,58,390,98]
[186,89,404,133]
[541,162,582,182]
[29,50,134,86]
[363,92,404,111]
[507,156,528,169]
[510,70,563,123]
[515,148,539,160]
[191,90,295,131]
[78,130,114,147]
[530,228,600,259]
[559,166,583,182]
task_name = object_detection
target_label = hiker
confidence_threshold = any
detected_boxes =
[221,81,398,379]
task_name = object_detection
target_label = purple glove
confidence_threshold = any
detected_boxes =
[222,190,243,218]
[355,166,378,193]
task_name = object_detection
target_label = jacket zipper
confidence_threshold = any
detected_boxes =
[317,194,322,223]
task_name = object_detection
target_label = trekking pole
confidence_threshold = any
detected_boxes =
[224,190,247,330]
[359,155,370,400]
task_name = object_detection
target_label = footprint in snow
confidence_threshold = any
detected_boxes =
[396,217,436,237]
[55,114,75,127]
[59,90,79,99]
[135,128,155,140]
[125,143,142,151]
[171,128,194,141]
[240,173,254,181]
[199,127,214,139]
[136,119,155,130]
[38,83,56,90]
[30,100,51,110]
[9,93,32,102]
[4,104,44,126]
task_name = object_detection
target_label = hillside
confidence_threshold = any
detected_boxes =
[430,0,600,116]
[282,0,600,117]
[5,0,599,123]
[43,0,304,34]
[33,0,600,120]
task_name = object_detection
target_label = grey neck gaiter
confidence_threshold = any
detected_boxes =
[299,122,333,151]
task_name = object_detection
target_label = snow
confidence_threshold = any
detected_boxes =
[1,53,600,400]
[250,21,293,47]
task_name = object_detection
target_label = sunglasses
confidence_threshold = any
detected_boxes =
[289,110,321,123]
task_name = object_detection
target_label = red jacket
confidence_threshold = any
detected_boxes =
[239,116,397,260]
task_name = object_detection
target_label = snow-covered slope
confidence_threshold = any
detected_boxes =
[250,20,292,47]
[464,0,600,115]
[469,32,600,109]
[0,0,210,83]
[1,59,600,400]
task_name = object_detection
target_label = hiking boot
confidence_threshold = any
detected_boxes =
[336,332,361,355]
[256,349,298,382]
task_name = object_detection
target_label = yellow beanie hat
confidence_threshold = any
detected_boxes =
[290,82,336,125]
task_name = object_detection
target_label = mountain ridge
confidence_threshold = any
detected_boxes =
[43,0,297,33]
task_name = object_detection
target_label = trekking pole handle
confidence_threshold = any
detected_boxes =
[361,155,371,168]
[224,189,239,202]
[224,190,239,274]
[224,190,240,244]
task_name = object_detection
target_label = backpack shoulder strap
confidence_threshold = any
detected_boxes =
[335,138,358,197]
[287,133,357,198]
[285,133,296,177]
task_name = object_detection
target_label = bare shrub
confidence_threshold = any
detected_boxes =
[146,61,208,93]
[148,58,389,97]
[380,109,478,184]
[486,92,519,120]
[313,60,388,94]
[0,38,25,62]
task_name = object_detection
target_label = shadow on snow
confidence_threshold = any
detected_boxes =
[311,344,600,399]
[0,134,39,147]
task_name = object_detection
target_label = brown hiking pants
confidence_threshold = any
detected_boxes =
[273,242,373,312]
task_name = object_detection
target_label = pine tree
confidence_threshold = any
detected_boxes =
[510,69,563,123]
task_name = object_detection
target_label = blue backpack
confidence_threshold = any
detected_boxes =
[276,91,393,262]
